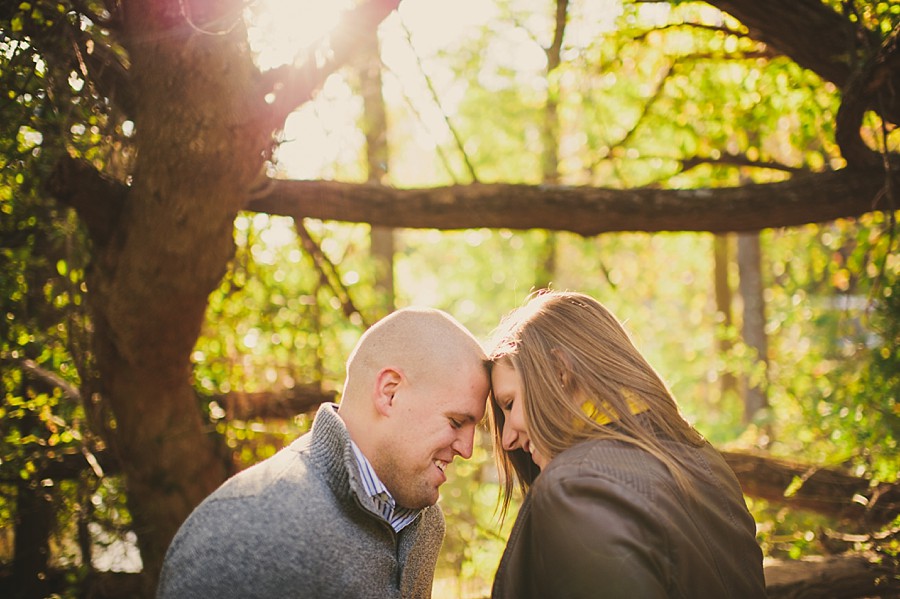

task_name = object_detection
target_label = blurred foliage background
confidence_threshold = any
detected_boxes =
[2,0,899,597]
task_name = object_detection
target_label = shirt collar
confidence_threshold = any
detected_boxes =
[349,439,390,501]
[344,421,422,532]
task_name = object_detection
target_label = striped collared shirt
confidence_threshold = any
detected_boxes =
[349,440,421,532]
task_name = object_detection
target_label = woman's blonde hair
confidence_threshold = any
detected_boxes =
[487,290,704,519]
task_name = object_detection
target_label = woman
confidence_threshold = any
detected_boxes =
[488,290,767,598]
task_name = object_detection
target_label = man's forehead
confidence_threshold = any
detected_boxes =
[456,393,488,420]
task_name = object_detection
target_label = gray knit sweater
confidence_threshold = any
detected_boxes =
[157,403,445,598]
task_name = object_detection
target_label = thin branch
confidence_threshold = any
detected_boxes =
[380,62,462,184]
[674,49,774,61]
[101,0,122,24]
[294,221,370,327]
[508,10,541,50]
[8,358,109,480]
[398,16,479,183]
[589,62,674,173]
[588,48,788,177]
[678,153,808,175]
[71,0,118,29]
[618,62,673,149]
[16,358,81,401]
[633,22,749,42]
[546,0,569,70]
[66,20,135,116]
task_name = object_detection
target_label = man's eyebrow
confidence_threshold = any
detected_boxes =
[450,412,478,423]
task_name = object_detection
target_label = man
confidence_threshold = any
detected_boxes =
[157,307,490,599]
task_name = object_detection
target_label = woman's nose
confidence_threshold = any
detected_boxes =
[501,423,519,452]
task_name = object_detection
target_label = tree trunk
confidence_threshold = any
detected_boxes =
[79,6,403,588]
[12,479,53,599]
[534,0,568,290]
[371,227,395,313]
[713,234,738,398]
[737,232,769,423]
[89,1,272,591]
[358,24,395,316]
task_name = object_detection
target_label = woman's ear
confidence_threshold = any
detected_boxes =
[373,367,403,417]
[549,348,573,389]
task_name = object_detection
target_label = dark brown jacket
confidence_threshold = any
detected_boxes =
[492,438,767,598]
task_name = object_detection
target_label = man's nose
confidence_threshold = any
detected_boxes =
[453,428,475,459]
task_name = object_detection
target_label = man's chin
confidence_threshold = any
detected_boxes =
[399,487,440,510]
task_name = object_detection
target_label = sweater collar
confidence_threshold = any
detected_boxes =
[308,402,422,527]
[307,403,360,502]
[306,403,429,530]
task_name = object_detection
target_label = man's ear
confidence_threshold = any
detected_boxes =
[373,367,403,417]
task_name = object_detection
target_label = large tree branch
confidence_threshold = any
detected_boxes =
[45,156,126,247]
[247,167,895,235]
[722,451,900,529]
[765,552,900,599]
[837,23,900,168]
[212,386,336,421]
[705,0,900,126]
[78,37,135,117]
[705,0,869,87]
[261,0,402,127]
[52,156,896,237]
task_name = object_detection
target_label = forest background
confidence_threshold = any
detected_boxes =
[1,0,899,597]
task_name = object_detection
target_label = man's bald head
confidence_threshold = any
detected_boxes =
[342,307,487,404]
